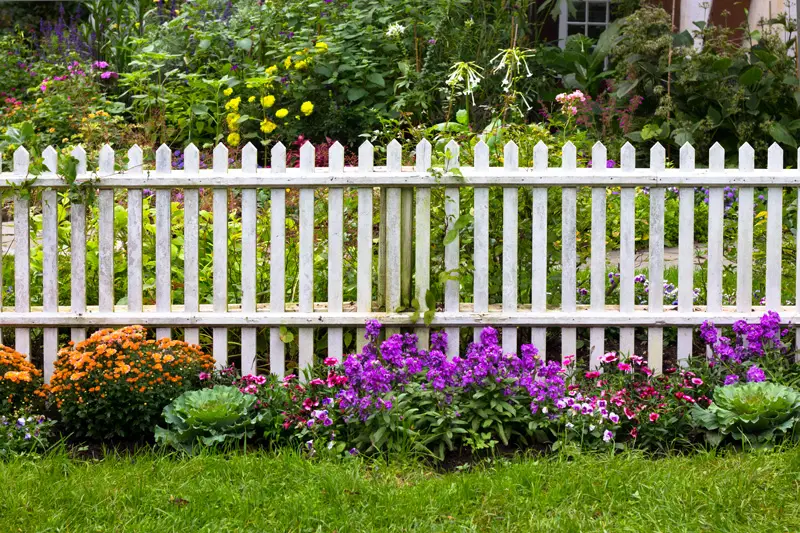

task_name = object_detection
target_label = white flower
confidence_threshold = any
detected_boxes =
[386,23,406,38]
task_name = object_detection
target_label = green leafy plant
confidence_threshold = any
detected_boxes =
[692,382,800,448]
[155,386,264,454]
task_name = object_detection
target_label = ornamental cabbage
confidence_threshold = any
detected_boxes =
[155,386,264,454]
[691,382,800,447]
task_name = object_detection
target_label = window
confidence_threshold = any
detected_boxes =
[558,0,612,47]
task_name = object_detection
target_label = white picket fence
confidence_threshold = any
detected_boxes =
[0,139,797,381]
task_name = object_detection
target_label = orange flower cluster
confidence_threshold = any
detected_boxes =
[0,344,43,415]
[49,325,216,440]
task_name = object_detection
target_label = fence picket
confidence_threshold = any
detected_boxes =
[212,144,229,367]
[98,145,115,313]
[127,145,144,314]
[444,139,461,359]
[385,140,402,338]
[531,141,548,357]
[737,143,754,315]
[707,143,725,314]
[327,141,345,361]
[357,141,374,352]
[649,144,666,371]
[589,142,607,368]
[766,144,783,310]
[155,145,172,340]
[502,141,519,354]
[473,140,490,343]
[414,140,432,351]
[561,142,577,363]
[619,143,636,357]
[70,146,87,343]
[42,146,58,379]
[269,143,287,377]
[13,147,30,356]
[298,142,315,369]
[182,144,200,346]
[241,143,258,374]
[677,143,695,363]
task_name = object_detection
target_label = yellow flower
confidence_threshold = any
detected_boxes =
[300,101,314,116]
[295,60,308,70]
[283,56,292,69]
[248,96,255,103]
[227,132,240,146]
[223,87,233,96]
[315,41,328,51]
[225,96,241,111]
[266,65,278,75]
[261,95,275,108]
[275,108,289,119]
[48,127,56,133]
[260,119,277,133]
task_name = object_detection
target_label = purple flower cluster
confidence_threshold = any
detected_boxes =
[701,311,788,364]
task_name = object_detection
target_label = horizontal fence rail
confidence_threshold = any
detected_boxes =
[1,139,798,381]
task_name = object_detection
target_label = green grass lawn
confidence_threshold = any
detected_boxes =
[2,447,800,532]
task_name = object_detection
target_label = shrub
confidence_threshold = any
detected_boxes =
[692,382,800,448]
[155,386,264,454]
[49,326,215,441]
[0,345,43,416]
[0,410,55,459]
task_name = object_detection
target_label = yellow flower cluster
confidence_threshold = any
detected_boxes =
[261,95,275,108]
[260,119,277,134]
[276,108,289,119]
[225,96,241,112]
[301,101,314,116]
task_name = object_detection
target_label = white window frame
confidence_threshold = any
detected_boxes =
[558,0,612,48]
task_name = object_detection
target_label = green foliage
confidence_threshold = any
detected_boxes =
[155,386,264,454]
[692,382,800,447]
[0,410,54,459]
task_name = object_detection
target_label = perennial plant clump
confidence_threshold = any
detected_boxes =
[0,345,44,416]
[49,326,215,441]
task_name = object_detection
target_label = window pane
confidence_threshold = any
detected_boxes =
[588,2,608,23]
[568,1,586,22]
[586,24,606,39]
[567,24,585,36]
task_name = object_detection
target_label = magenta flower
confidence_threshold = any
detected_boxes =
[100,71,119,79]
[602,429,614,442]
[649,412,660,423]
[198,372,210,381]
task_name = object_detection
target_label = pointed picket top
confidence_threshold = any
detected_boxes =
[184,143,200,174]
[271,141,286,173]
[99,144,115,175]
[328,141,345,173]
[241,142,257,173]
[299,141,315,171]
[444,139,460,169]
[591,141,607,169]
[650,142,665,171]
[70,144,87,175]
[13,146,29,176]
[474,140,490,169]
[386,139,402,171]
[357,140,374,172]
[213,143,229,173]
[415,138,431,172]
[709,142,724,170]
[504,141,519,169]
[621,142,636,171]
[561,141,576,170]
[127,144,143,173]
[767,142,783,170]
[155,144,171,173]
[533,140,547,170]
[679,142,694,170]
[738,142,754,172]
[42,145,58,174]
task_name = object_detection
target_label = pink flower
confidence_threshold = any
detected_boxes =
[624,407,635,419]
[100,71,119,79]
[630,427,638,438]
[599,352,618,364]
[649,412,660,423]
[323,357,339,366]
[641,367,653,376]
[198,372,210,381]
[309,378,325,386]
[92,60,109,69]
[585,371,601,379]
[617,363,632,373]
[691,378,703,386]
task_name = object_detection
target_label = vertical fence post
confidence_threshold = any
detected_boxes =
[707,143,725,316]
[70,146,87,344]
[298,142,315,370]
[385,140,402,338]
[473,140,490,344]
[212,144,229,367]
[241,143,258,374]
[414,139,432,351]
[269,142,287,377]
[766,143,783,310]
[502,141,519,355]
[589,142,607,369]
[560,142,577,363]
[648,144,666,371]
[676,143,694,364]
[619,143,636,358]
[41,146,58,380]
[127,145,144,317]
[444,139,461,359]
[737,143,754,318]
[13,147,30,356]
[182,144,200,346]
[154,145,172,340]
[356,141,374,352]
[531,141,548,357]
[327,141,345,361]
[98,145,115,315]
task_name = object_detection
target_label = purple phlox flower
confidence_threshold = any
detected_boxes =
[746,365,766,383]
